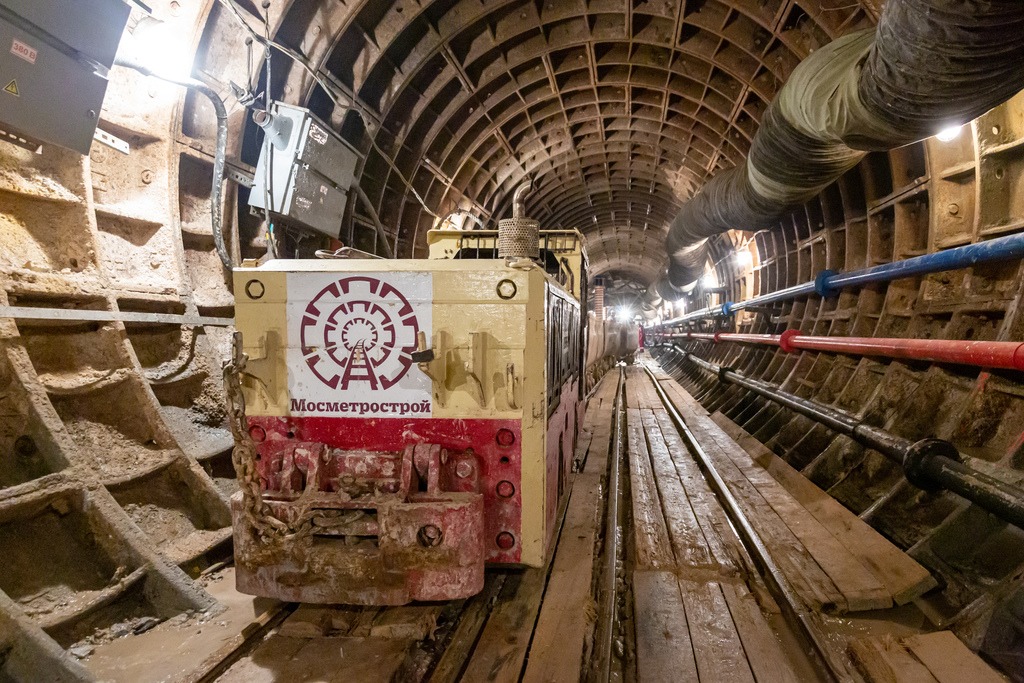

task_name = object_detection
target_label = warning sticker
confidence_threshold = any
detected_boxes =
[308,123,328,145]
[3,80,19,97]
[10,39,36,65]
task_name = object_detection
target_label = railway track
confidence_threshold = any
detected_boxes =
[185,371,626,683]
[82,358,1006,683]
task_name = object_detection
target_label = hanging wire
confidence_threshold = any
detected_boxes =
[217,0,440,222]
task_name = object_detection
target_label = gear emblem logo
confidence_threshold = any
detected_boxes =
[299,276,420,390]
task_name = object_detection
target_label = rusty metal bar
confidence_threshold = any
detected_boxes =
[593,366,625,683]
[0,306,234,327]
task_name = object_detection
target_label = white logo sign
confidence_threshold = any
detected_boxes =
[286,272,432,418]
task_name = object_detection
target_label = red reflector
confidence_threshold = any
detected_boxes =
[249,426,266,442]
[496,532,516,550]
[496,429,516,447]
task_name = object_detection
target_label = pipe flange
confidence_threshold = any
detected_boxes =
[713,331,723,343]
[717,365,733,383]
[779,329,800,353]
[814,270,837,298]
[903,438,962,491]
[722,302,735,316]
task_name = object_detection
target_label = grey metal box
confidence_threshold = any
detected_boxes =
[249,102,360,239]
[0,0,130,154]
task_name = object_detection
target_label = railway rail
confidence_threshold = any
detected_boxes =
[78,360,1008,683]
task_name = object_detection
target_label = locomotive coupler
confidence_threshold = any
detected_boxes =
[231,440,486,605]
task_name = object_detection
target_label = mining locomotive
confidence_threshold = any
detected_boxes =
[224,199,595,604]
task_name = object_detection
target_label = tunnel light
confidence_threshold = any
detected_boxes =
[734,249,753,270]
[616,307,635,323]
[700,273,717,290]
[936,124,964,143]
[125,16,196,80]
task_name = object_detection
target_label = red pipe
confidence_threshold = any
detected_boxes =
[708,330,1024,371]
[721,333,782,346]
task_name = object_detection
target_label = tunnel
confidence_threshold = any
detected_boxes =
[0,0,1023,681]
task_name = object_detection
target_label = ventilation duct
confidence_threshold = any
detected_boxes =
[648,0,1024,306]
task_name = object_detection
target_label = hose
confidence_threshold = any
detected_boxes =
[656,0,1024,294]
[354,185,396,258]
[114,57,233,270]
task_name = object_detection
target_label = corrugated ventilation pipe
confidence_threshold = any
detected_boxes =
[644,0,1024,313]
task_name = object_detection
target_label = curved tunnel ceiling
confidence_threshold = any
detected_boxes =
[223,0,880,283]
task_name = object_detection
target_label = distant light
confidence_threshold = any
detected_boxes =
[616,307,634,323]
[936,124,963,143]
[126,17,195,80]
[700,273,717,289]
[734,249,753,269]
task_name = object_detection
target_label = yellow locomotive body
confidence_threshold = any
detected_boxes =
[229,230,584,604]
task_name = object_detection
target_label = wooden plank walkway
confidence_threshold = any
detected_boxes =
[519,374,618,682]
[623,365,805,682]
[849,631,1006,683]
[633,357,936,615]
[712,413,937,605]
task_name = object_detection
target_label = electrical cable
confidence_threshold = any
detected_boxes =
[217,0,441,227]
[113,56,233,270]
[259,1,278,259]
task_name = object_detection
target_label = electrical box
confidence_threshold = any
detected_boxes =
[249,102,360,240]
[0,0,130,154]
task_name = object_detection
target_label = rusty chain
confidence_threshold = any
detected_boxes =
[223,331,317,542]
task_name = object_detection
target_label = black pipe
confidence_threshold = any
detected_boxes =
[667,345,1024,529]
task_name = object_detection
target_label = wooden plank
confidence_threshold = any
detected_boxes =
[670,398,847,613]
[625,367,645,410]
[461,568,548,683]
[430,577,505,683]
[626,408,674,568]
[523,471,603,683]
[183,603,292,683]
[678,579,756,683]
[661,380,709,416]
[369,605,442,640]
[633,571,699,683]
[902,631,1007,683]
[640,409,717,572]
[700,420,891,611]
[712,412,937,604]
[651,410,744,576]
[720,582,802,683]
[849,637,940,683]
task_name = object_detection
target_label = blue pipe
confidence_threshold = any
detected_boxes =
[728,281,817,312]
[824,232,1024,292]
[652,231,1024,328]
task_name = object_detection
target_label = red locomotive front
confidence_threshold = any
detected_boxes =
[226,230,584,604]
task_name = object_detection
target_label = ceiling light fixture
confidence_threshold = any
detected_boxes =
[936,124,964,143]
